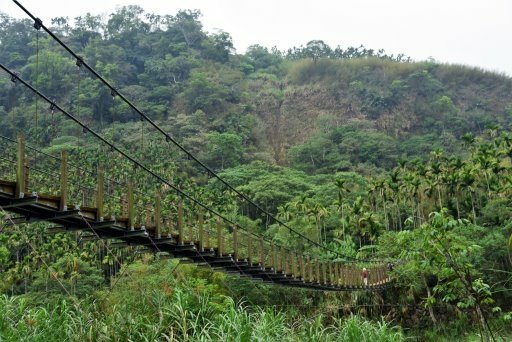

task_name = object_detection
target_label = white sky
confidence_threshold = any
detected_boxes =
[2,0,511,76]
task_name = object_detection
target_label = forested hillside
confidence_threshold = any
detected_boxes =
[1,6,511,341]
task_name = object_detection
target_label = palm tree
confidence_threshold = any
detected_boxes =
[459,167,478,223]
[312,203,327,244]
[277,203,293,222]
[334,177,351,238]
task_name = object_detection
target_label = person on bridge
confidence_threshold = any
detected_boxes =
[362,267,369,286]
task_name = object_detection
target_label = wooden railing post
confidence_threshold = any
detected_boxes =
[347,264,352,287]
[299,255,305,281]
[277,246,286,273]
[247,232,253,264]
[307,256,313,282]
[23,160,29,193]
[335,262,339,286]
[294,253,300,278]
[271,242,276,271]
[155,193,162,238]
[259,237,264,267]
[315,257,320,284]
[322,262,327,285]
[339,264,343,286]
[144,205,151,228]
[198,211,204,251]
[204,221,210,250]
[187,213,193,244]
[178,201,184,245]
[15,134,25,198]
[343,264,348,287]
[127,180,134,230]
[280,247,286,274]
[58,151,68,211]
[216,218,223,256]
[329,262,334,286]
[232,227,238,261]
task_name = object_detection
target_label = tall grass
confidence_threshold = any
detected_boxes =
[0,294,405,341]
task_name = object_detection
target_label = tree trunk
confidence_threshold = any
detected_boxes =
[423,276,438,326]
[475,303,491,342]
[437,185,443,209]
[397,201,402,231]
[470,191,477,224]
[455,189,461,219]
[382,191,389,230]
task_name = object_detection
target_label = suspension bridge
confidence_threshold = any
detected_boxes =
[0,0,393,292]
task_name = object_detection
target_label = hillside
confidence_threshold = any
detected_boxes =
[271,59,512,173]
[2,8,512,174]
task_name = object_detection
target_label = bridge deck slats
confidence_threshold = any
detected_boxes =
[0,179,393,291]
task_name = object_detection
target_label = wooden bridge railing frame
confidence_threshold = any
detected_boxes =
[7,133,392,290]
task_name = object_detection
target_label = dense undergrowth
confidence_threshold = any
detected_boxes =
[0,295,404,341]
[0,260,405,342]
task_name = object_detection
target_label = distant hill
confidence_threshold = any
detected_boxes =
[256,58,512,172]
[1,7,511,174]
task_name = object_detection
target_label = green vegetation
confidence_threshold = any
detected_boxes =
[0,262,405,341]
[0,6,511,341]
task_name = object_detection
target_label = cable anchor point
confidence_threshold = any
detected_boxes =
[76,56,84,68]
[33,18,42,30]
[10,72,19,84]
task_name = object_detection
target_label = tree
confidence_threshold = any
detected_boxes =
[305,40,330,63]
[165,10,206,49]
[201,31,234,63]
[244,45,282,71]
[206,132,243,170]
[380,211,497,339]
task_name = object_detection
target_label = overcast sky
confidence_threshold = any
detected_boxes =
[2,0,511,76]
